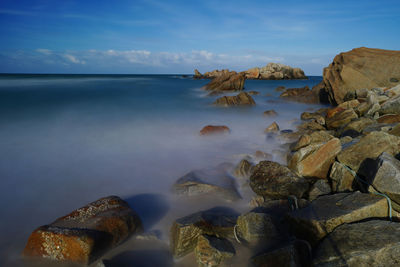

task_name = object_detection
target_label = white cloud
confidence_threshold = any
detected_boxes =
[36,49,52,55]
[64,54,85,64]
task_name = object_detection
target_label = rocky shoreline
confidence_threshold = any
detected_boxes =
[22,47,400,266]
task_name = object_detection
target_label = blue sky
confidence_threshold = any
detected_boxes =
[0,0,399,75]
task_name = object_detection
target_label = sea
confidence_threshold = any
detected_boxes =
[0,74,325,266]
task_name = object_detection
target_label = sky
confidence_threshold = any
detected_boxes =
[0,0,399,75]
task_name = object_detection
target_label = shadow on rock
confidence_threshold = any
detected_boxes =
[102,249,173,267]
[124,194,169,231]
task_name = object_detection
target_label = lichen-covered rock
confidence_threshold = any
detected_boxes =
[308,180,331,201]
[195,235,235,267]
[236,211,279,243]
[329,161,356,192]
[286,192,389,246]
[337,131,400,171]
[172,169,241,201]
[23,196,142,265]
[200,125,230,135]
[252,240,312,267]
[288,138,341,179]
[170,207,238,258]
[313,220,400,267]
[249,161,309,199]
[214,92,255,106]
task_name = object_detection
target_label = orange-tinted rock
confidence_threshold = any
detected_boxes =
[23,196,142,265]
[326,109,358,130]
[321,47,400,104]
[214,92,255,106]
[326,107,346,119]
[377,114,400,124]
[244,67,260,79]
[200,125,230,135]
[288,138,341,179]
[204,72,245,91]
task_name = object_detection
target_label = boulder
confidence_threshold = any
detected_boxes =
[291,131,334,152]
[377,114,400,124]
[205,72,245,91]
[297,120,326,132]
[337,131,400,171]
[329,161,356,192]
[280,86,319,103]
[249,161,309,199]
[338,117,375,137]
[263,110,278,117]
[286,192,389,246]
[244,67,260,79]
[288,138,341,179]
[23,196,142,265]
[326,108,358,130]
[172,169,241,201]
[308,180,331,201]
[214,92,255,106]
[252,240,312,267]
[200,125,230,135]
[195,234,235,267]
[264,122,280,133]
[170,207,238,257]
[259,63,307,80]
[236,211,279,243]
[313,220,400,267]
[321,47,400,104]
[379,96,400,115]
[300,112,325,125]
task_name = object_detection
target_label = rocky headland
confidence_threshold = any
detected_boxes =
[22,47,400,266]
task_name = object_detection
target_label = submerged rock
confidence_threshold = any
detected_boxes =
[314,220,400,266]
[264,122,280,133]
[214,92,256,106]
[23,196,142,265]
[249,161,309,199]
[195,234,235,267]
[200,125,230,135]
[170,207,238,258]
[263,110,278,117]
[286,192,389,246]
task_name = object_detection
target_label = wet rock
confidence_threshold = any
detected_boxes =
[313,220,400,267]
[329,161,356,192]
[336,131,400,171]
[172,169,241,201]
[280,86,319,104]
[291,131,334,152]
[23,196,142,265]
[264,122,280,133]
[379,95,400,115]
[252,240,312,267]
[365,152,400,210]
[195,235,235,267]
[377,114,400,124]
[170,207,238,257]
[300,112,325,125]
[338,117,375,137]
[200,125,230,135]
[339,136,353,146]
[286,192,389,246]
[288,138,341,179]
[297,120,326,132]
[263,110,278,117]
[275,86,286,92]
[248,90,260,95]
[308,180,331,201]
[249,161,309,199]
[233,159,254,180]
[205,72,245,91]
[236,211,279,243]
[326,108,358,130]
[214,92,256,106]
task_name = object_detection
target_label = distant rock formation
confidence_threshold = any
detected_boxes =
[315,47,400,105]
[204,72,245,92]
[194,63,307,80]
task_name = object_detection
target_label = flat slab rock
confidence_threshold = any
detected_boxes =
[170,207,238,258]
[23,196,142,265]
[286,192,389,246]
[314,220,400,267]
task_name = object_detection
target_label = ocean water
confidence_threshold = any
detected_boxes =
[0,74,325,266]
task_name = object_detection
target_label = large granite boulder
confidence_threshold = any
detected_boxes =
[244,67,260,79]
[205,72,245,91]
[23,196,142,265]
[319,47,400,104]
[214,92,255,106]
[313,220,400,267]
[288,138,341,179]
[286,192,389,246]
[336,131,400,171]
[249,161,309,199]
[259,63,307,80]
[170,207,238,258]
[172,168,241,201]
